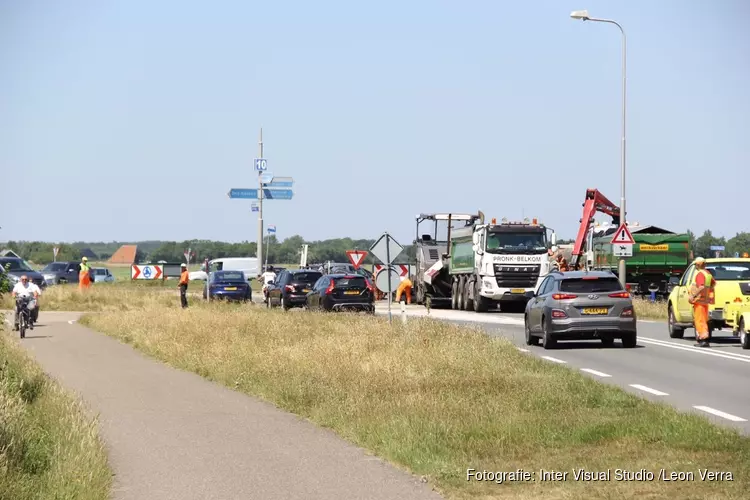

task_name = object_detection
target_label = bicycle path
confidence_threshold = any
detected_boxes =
[8,312,443,500]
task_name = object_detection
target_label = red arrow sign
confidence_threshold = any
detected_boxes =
[346,250,368,269]
[131,265,141,280]
[154,266,163,280]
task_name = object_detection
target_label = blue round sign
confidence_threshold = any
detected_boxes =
[143,266,152,278]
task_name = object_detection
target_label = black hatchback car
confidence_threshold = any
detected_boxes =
[267,269,322,310]
[306,273,375,313]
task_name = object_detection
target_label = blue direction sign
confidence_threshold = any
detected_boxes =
[254,158,268,171]
[228,188,294,200]
[264,188,294,200]
[263,176,294,188]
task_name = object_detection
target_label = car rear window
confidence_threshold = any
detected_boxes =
[216,271,245,281]
[333,276,367,288]
[293,272,322,283]
[559,277,622,293]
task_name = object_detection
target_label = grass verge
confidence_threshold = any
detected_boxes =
[633,298,668,320]
[78,289,748,499]
[0,322,111,500]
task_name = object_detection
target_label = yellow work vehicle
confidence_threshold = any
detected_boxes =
[667,257,750,344]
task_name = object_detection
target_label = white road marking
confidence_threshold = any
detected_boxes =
[516,347,530,353]
[580,368,611,378]
[629,384,669,396]
[693,406,748,422]
[639,337,750,363]
[68,320,76,324]
[540,356,566,364]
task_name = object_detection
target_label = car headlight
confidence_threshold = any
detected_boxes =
[8,274,19,283]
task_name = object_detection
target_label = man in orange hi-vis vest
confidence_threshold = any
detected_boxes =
[396,276,413,304]
[78,257,91,290]
[689,257,715,348]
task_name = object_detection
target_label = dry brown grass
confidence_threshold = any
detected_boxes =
[633,298,668,320]
[74,286,750,500]
[0,322,111,500]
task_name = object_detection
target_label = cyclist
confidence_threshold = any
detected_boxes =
[11,275,39,331]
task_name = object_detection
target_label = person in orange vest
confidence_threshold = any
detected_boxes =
[178,263,189,308]
[689,257,715,348]
[395,276,413,304]
[78,257,92,290]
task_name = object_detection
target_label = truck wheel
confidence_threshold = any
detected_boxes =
[451,281,458,310]
[464,279,474,311]
[457,276,466,310]
[473,280,488,312]
[668,304,684,339]
[741,319,750,350]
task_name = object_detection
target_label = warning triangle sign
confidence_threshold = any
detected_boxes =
[346,250,368,269]
[610,223,635,245]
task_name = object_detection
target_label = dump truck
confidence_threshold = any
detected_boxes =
[414,211,557,312]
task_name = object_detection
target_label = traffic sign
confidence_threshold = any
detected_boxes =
[613,244,633,257]
[369,233,404,265]
[254,158,268,171]
[346,250,368,269]
[263,176,294,188]
[710,245,725,251]
[375,266,401,293]
[251,202,259,212]
[610,223,635,245]
[53,247,59,260]
[228,188,294,200]
[264,189,294,200]
[131,264,163,280]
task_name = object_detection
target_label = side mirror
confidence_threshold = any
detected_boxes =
[524,291,535,299]
[472,244,482,254]
[550,232,557,246]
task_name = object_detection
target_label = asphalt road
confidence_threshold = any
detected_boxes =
[4,312,443,500]
[374,302,750,435]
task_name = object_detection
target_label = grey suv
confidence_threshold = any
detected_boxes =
[40,261,83,285]
[524,270,637,349]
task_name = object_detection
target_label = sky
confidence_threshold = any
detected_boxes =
[1,0,748,246]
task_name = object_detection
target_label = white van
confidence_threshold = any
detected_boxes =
[189,257,259,282]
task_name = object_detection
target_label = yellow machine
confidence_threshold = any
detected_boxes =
[667,257,750,344]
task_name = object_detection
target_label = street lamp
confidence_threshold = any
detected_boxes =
[571,9,628,288]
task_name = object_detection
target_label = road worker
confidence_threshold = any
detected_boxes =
[689,257,715,348]
[178,263,189,308]
[555,251,570,272]
[78,256,91,290]
[395,276,413,304]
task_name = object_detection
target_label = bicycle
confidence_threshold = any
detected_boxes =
[15,296,33,339]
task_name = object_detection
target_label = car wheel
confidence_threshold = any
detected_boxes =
[524,316,539,346]
[457,276,466,310]
[668,304,684,339]
[741,319,750,350]
[541,317,556,349]
[281,296,290,311]
[621,332,637,348]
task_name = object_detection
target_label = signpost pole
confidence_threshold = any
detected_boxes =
[257,128,264,275]
[385,232,392,324]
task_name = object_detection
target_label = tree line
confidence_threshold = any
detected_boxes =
[2,229,749,266]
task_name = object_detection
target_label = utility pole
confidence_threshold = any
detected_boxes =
[257,128,264,272]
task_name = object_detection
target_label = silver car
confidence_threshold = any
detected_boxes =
[524,270,637,349]
[91,267,115,283]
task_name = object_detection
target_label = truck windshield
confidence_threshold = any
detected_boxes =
[485,231,547,254]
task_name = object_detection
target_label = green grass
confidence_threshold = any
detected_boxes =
[0,322,111,500]
[76,285,750,500]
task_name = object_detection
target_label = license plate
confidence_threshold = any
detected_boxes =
[511,288,525,294]
[224,287,237,291]
[344,290,359,295]
[582,307,608,315]
[303,289,311,293]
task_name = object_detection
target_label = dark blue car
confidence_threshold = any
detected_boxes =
[203,270,252,302]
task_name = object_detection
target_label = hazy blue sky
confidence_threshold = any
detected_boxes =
[2,0,747,246]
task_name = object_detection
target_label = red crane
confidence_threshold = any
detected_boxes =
[571,189,621,268]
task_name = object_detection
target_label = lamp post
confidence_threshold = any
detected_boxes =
[571,9,628,288]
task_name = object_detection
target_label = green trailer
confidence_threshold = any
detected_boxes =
[590,225,690,296]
